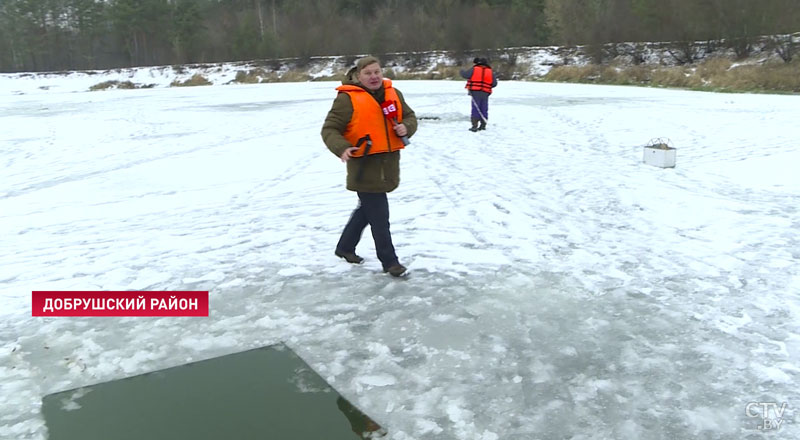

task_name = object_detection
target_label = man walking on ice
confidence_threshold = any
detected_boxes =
[321,56,418,277]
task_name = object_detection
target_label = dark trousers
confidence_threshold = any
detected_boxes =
[336,192,398,269]
[470,92,489,121]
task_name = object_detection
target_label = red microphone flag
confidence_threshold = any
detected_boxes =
[380,100,409,146]
[381,100,398,119]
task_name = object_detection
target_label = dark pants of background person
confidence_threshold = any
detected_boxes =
[336,192,398,269]
[470,91,490,121]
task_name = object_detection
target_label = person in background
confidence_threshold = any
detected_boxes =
[460,57,498,132]
[321,56,418,277]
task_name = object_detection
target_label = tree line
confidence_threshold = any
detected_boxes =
[1,0,798,73]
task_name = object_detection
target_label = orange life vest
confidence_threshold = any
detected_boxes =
[466,66,493,94]
[336,79,405,157]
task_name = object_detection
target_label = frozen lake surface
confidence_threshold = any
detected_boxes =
[1,78,799,439]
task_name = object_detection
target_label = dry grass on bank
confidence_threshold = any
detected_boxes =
[170,74,212,87]
[544,57,800,93]
[233,69,265,83]
[280,71,312,82]
[89,80,157,91]
[89,80,137,91]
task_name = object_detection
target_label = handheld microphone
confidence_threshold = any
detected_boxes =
[380,100,410,146]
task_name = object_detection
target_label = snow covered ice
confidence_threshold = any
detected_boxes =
[1,74,799,439]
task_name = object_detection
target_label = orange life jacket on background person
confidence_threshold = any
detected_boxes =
[336,79,405,158]
[466,66,493,94]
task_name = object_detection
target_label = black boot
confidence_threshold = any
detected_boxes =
[335,250,364,264]
[384,263,407,277]
[469,118,479,132]
[478,120,487,131]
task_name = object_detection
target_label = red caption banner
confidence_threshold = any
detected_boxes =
[32,291,209,317]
